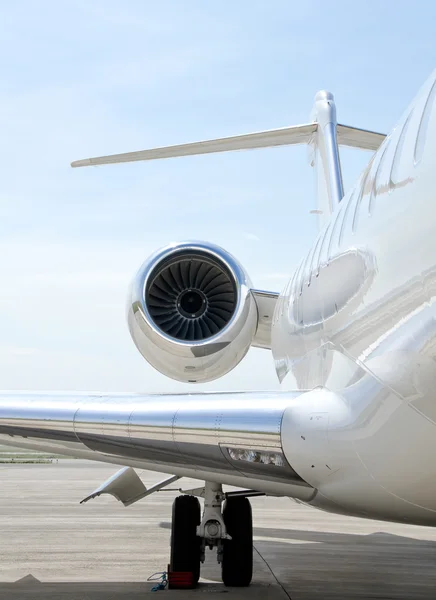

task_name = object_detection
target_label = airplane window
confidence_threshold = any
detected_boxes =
[352,165,372,234]
[338,188,356,245]
[368,141,389,215]
[291,258,304,303]
[375,131,399,198]
[390,112,413,186]
[299,248,313,295]
[308,234,322,286]
[415,78,436,165]
[327,201,346,260]
[316,221,332,275]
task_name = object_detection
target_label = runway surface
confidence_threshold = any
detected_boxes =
[1,460,436,599]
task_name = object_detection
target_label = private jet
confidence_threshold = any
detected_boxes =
[1,70,435,588]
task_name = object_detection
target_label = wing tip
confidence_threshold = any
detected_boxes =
[71,159,93,168]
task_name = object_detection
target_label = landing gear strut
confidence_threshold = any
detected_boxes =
[169,481,253,588]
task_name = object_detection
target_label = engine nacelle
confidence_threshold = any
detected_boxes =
[127,241,258,383]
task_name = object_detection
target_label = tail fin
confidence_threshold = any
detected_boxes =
[309,91,385,229]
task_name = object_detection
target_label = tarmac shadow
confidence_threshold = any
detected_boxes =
[0,578,285,600]
[253,526,436,599]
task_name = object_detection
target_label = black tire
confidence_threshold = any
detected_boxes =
[221,496,253,587]
[170,495,201,585]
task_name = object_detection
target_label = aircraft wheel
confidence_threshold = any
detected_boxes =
[221,496,253,587]
[170,495,201,585]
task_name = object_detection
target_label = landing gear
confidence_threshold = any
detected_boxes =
[169,482,253,588]
[222,497,253,587]
[170,495,201,584]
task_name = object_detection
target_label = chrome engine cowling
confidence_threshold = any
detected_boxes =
[127,241,258,383]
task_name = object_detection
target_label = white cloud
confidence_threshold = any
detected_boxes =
[242,232,260,242]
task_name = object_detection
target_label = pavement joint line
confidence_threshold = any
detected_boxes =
[253,544,292,600]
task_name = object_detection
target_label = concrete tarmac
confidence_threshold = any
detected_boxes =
[1,461,436,599]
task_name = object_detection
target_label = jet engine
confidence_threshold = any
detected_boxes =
[127,241,258,383]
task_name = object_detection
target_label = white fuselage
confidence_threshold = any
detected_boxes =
[273,72,436,525]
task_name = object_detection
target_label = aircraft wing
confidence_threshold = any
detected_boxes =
[0,390,316,498]
[71,123,385,168]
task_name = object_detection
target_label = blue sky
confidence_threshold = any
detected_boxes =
[0,1,435,392]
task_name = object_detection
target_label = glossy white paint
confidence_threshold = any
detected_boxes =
[1,71,435,529]
[275,70,436,524]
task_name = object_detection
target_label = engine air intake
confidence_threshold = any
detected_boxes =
[128,241,257,383]
[146,253,237,341]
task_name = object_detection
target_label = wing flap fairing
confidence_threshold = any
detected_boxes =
[80,469,179,507]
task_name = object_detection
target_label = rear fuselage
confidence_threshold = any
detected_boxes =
[273,71,436,525]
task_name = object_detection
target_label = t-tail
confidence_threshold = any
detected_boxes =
[71,93,386,229]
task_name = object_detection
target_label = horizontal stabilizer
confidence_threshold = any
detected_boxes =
[71,123,385,168]
[71,123,317,167]
[337,124,386,151]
